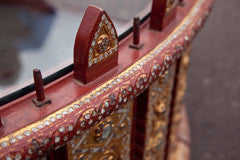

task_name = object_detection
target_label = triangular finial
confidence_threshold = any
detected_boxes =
[74,6,119,84]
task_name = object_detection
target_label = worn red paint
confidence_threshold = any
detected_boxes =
[74,6,118,84]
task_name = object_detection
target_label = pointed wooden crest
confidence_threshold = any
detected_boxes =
[74,6,119,83]
[150,0,177,31]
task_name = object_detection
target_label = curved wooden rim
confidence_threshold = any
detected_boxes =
[0,0,213,159]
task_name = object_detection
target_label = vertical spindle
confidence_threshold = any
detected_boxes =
[33,69,45,101]
[130,17,144,49]
[133,17,140,45]
[32,69,51,107]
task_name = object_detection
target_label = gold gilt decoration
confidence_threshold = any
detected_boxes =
[67,100,133,160]
[88,13,118,67]
[166,0,178,13]
[0,0,212,157]
[168,46,191,158]
[168,105,191,160]
[143,64,176,160]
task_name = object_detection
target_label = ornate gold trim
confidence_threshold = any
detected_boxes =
[0,0,212,158]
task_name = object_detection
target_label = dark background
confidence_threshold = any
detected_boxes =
[185,0,240,159]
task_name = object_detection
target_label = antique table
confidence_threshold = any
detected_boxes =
[0,0,213,159]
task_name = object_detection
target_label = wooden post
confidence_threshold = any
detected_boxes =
[130,17,144,49]
[32,69,51,107]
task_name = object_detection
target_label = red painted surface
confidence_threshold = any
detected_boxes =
[74,6,118,84]
[0,0,214,158]
[150,0,178,31]
[163,7,177,30]
[150,0,168,31]
[0,5,181,138]
[0,117,3,131]
[133,17,140,45]
[33,69,45,102]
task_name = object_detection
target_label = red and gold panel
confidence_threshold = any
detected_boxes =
[143,64,176,160]
[87,13,118,67]
[0,0,214,159]
[67,100,133,160]
[168,105,191,160]
[168,46,191,160]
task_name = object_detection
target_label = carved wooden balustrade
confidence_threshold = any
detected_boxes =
[0,0,213,159]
